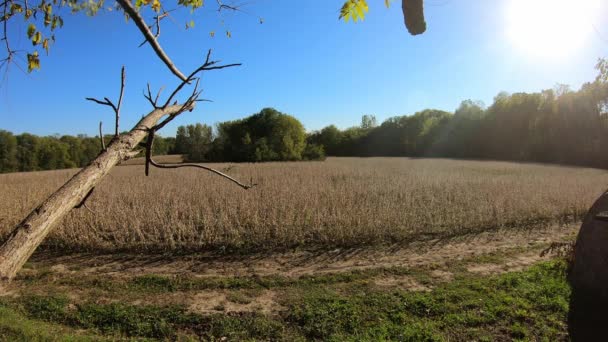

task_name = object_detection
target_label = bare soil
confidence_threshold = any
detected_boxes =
[28,224,578,279]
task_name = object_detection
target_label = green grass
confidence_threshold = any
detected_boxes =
[286,260,569,340]
[2,260,571,340]
[0,305,106,341]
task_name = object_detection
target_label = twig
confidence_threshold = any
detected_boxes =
[216,0,240,12]
[1,0,15,69]
[87,66,125,138]
[99,121,106,150]
[145,128,154,176]
[144,125,254,189]
[138,11,171,48]
[162,49,241,108]
[116,0,187,81]
[116,66,125,136]
[143,83,164,109]
[149,157,256,190]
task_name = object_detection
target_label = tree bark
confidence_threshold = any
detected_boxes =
[0,104,192,282]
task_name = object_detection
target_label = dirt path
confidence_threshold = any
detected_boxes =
[28,224,579,279]
[1,224,578,318]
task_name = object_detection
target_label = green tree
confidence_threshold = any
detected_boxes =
[15,133,40,171]
[308,125,343,156]
[361,114,378,130]
[0,130,18,172]
[174,126,189,155]
[186,124,213,162]
[212,108,307,162]
[59,135,83,167]
[37,137,76,170]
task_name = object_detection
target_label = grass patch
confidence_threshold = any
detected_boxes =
[6,260,571,340]
[285,260,570,340]
[0,305,105,341]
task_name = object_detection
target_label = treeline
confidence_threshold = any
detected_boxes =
[0,132,177,173]
[308,62,608,168]
[173,108,325,163]
[0,108,322,173]
[3,60,608,172]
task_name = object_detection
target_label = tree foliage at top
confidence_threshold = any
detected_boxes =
[1,0,426,73]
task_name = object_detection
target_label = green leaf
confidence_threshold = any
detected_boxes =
[27,51,40,72]
[32,31,42,45]
[27,24,36,39]
[339,0,368,23]
[151,0,161,12]
[42,38,50,55]
[10,3,23,13]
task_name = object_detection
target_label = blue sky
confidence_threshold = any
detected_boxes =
[1,0,607,136]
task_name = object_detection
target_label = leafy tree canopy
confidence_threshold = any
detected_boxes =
[0,0,426,73]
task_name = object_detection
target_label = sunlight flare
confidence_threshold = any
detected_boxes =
[505,0,602,61]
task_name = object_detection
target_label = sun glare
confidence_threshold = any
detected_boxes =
[505,0,601,61]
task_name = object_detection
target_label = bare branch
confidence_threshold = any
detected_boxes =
[148,156,256,190]
[116,66,125,136]
[144,83,164,109]
[163,49,241,108]
[1,1,15,69]
[125,150,142,159]
[99,121,106,150]
[138,11,171,48]
[154,78,205,132]
[145,128,154,176]
[87,67,125,137]
[116,0,188,81]
[143,76,253,188]
[216,0,240,12]
[154,86,164,105]
[86,97,114,107]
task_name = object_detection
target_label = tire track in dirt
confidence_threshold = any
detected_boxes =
[28,224,579,279]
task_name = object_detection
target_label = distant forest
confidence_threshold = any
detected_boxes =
[1,63,608,173]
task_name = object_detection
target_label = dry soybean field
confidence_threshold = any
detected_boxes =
[1,157,605,253]
[1,157,602,340]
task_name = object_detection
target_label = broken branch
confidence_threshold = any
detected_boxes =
[148,157,256,190]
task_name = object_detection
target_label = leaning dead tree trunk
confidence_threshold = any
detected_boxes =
[0,48,245,281]
[0,0,247,282]
[0,104,190,281]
